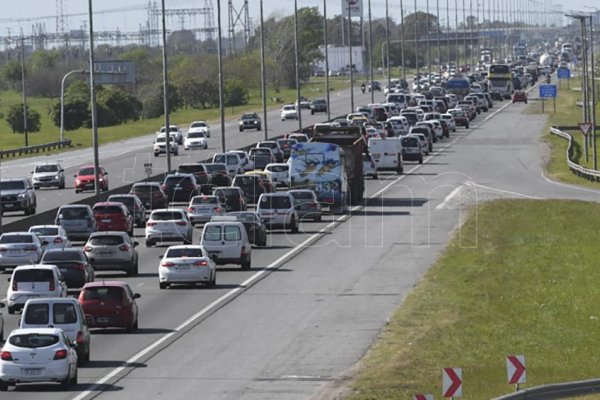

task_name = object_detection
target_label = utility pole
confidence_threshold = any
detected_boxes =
[590,15,597,170]
[348,4,355,112]
[456,0,460,69]
[294,0,302,131]
[427,0,431,85]
[20,35,28,148]
[385,0,391,91]
[368,0,374,103]
[217,0,226,152]
[415,0,419,79]
[87,0,100,196]
[400,0,406,81]
[437,0,441,69]
[160,0,171,172]
[259,0,268,139]
[323,0,331,121]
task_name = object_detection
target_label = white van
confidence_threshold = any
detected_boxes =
[201,218,252,270]
[386,93,408,109]
[387,116,409,136]
[367,138,404,174]
[212,152,244,177]
[20,298,91,364]
[6,265,68,314]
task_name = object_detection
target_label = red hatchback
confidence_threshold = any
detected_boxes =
[92,202,134,236]
[78,281,140,332]
[74,165,109,193]
[512,91,528,104]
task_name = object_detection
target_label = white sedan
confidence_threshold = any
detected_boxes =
[188,120,210,137]
[280,104,298,121]
[158,245,216,289]
[28,225,71,251]
[183,131,208,150]
[0,328,78,391]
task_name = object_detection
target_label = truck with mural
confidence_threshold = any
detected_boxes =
[446,75,471,100]
[289,125,364,214]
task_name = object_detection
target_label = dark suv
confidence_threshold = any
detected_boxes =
[129,182,168,210]
[176,163,212,193]
[204,163,232,187]
[213,187,247,212]
[162,173,200,204]
[0,178,36,215]
[238,112,261,132]
[108,194,147,228]
[310,98,328,114]
[231,174,266,204]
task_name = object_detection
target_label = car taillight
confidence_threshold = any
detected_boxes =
[161,184,166,191]
[194,260,209,267]
[54,237,63,244]
[161,261,175,267]
[0,247,6,252]
[1,351,13,361]
[53,349,68,360]
[176,221,187,226]
[24,246,37,252]
[49,280,55,291]
[84,245,93,252]
[119,244,130,251]
[76,263,86,271]
[76,331,84,344]
[187,207,194,212]
[308,203,317,208]
[213,207,222,213]
[146,222,156,227]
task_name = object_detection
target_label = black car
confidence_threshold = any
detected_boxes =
[239,112,262,132]
[310,98,328,114]
[226,211,267,246]
[176,163,212,186]
[276,139,298,160]
[162,173,200,204]
[0,178,36,215]
[40,248,94,289]
[204,163,232,187]
[107,194,147,228]
[129,182,168,210]
[250,154,272,170]
[231,174,266,204]
[213,187,247,212]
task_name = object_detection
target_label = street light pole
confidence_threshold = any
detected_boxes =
[368,0,374,103]
[87,0,101,196]
[400,0,406,82]
[19,35,28,148]
[294,0,302,131]
[60,70,85,142]
[160,0,172,173]
[323,0,331,121]
[348,4,355,112]
[426,0,431,85]
[590,15,597,170]
[385,0,391,91]
[259,0,268,139]
[414,0,419,79]
[217,0,226,153]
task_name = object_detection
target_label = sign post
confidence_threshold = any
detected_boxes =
[442,368,462,398]
[539,84,557,113]
[506,355,526,391]
[144,163,153,180]
[557,67,571,89]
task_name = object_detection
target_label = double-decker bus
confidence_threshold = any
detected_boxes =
[487,64,513,100]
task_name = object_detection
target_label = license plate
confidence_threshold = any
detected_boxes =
[59,268,68,273]
[4,204,13,208]
[8,250,21,255]
[176,265,190,270]
[97,317,109,323]
[21,368,42,376]
[101,219,111,223]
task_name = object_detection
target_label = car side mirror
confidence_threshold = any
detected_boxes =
[73,174,77,177]
[133,241,139,247]
[210,254,218,261]
[134,293,141,299]
[7,278,11,282]
[60,169,64,173]
[0,302,5,308]
[42,240,49,246]
[158,254,163,259]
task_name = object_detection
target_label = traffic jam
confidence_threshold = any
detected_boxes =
[0,57,546,391]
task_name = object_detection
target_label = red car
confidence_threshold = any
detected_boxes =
[78,281,140,332]
[92,202,134,236]
[512,91,528,104]
[74,165,109,193]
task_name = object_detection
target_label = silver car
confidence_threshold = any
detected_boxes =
[288,189,323,222]
[0,302,5,342]
[31,162,65,189]
[84,231,139,276]
[55,205,97,242]
[187,195,225,225]
[0,233,46,272]
[28,225,71,251]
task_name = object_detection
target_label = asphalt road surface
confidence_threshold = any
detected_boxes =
[1,84,598,400]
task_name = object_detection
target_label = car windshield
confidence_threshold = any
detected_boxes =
[190,122,206,128]
[151,211,184,221]
[204,164,226,173]
[82,286,124,301]
[9,334,59,348]
[241,114,257,120]
[290,191,314,200]
[227,212,256,223]
[234,176,258,186]
[42,250,85,262]
[58,207,89,220]
[30,227,59,236]
[0,181,25,190]
[203,225,241,241]
[0,234,34,243]
[259,142,277,149]
[93,206,124,214]
[165,248,204,258]
[131,185,157,193]
[267,165,288,173]
[187,131,205,138]
[165,176,194,186]
[260,196,292,209]
[178,165,204,174]
[35,165,59,173]
[89,235,124,246]
[13,269,54,282]
[216,189,239,197]
[402,137,419,146]
[78,167,96,175]
[191,196,218,205]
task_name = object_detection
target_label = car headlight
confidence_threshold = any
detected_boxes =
[99,178,103,182]
[55,175,60,179]
[17,193,26,199]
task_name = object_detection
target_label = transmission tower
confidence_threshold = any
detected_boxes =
[55,0,69,52]
[228,0,250,55]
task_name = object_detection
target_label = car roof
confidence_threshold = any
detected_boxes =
[82,281,128,288]
[93,202,125,207]
[10,327,65,336]
[204,221,245,227]
[132,182,161,187]
[260,192,291,198]
[88,231,129,237]
[24,297,79,305]
[13,264,58,271]
[59,204,91,209]
[165,245,204,250]
[150,208,185,214]
[44,247,83,253]
[29,225,61,229]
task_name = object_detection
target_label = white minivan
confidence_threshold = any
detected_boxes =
[367,138,404,174]
[20,298,91,364]
[6,265,68,314]
[201,218,252,270]
[212,152,244,177]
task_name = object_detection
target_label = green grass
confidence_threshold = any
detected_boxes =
[525,77,600,188]
[0,77,349,156]
[348,199,600,399]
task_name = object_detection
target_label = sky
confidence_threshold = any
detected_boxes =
[0,0,594,39]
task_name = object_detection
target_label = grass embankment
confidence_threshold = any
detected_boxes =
[348,200,600,399]
[525,77,600,188]
[0,77,348,154]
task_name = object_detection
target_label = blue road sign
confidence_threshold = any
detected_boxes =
[557,68,571,79]
[539,84,557,98]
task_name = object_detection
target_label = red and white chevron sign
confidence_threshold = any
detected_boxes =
[413,395,434,400]
[442,368,462,397]
[507,355,526,384]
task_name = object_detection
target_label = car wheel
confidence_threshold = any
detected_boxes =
[257,125,261,131]
[59,181,65,189]
[0,380,8,392]
[174,151,179,156]
[146,240,154,248]
[159,282,168,289]
[241,254,251,270]
[70,366,78,386]
[239,128,243,132]
[61,368,72,390]
[0,327,3,343]
[208,273,216,287]
[314,215,322,222]
[133,318,138,330]
[466,124,470,129]
[8,306,15,315]
[290,218,299,234]
[419,157,423,164]
[154,153,158,157]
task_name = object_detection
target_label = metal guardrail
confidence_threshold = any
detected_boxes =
[493,377,600,399]
[549,126,600,181]
[0,139,72,159]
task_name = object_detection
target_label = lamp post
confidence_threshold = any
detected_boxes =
[87,0,100,196]
[19,34,28,148]
[385,0,391,93]
[259,0,268,140]
[368,0,374,103]
[294,0,302,131]
[400,0,406,81]
[160,0,171,172]
[60,69,85,142]
[217,0,226,153]
[348,3,355,112]
[323,0,331,121]
[414,0,419,79]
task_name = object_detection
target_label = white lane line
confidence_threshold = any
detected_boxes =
[71,99,504,400]
[465,181,541,199]
[435,185,464,210]
[541,170,600,194]
[136,283,144,287]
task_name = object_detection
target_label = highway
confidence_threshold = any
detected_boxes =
[1,83,599,400]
